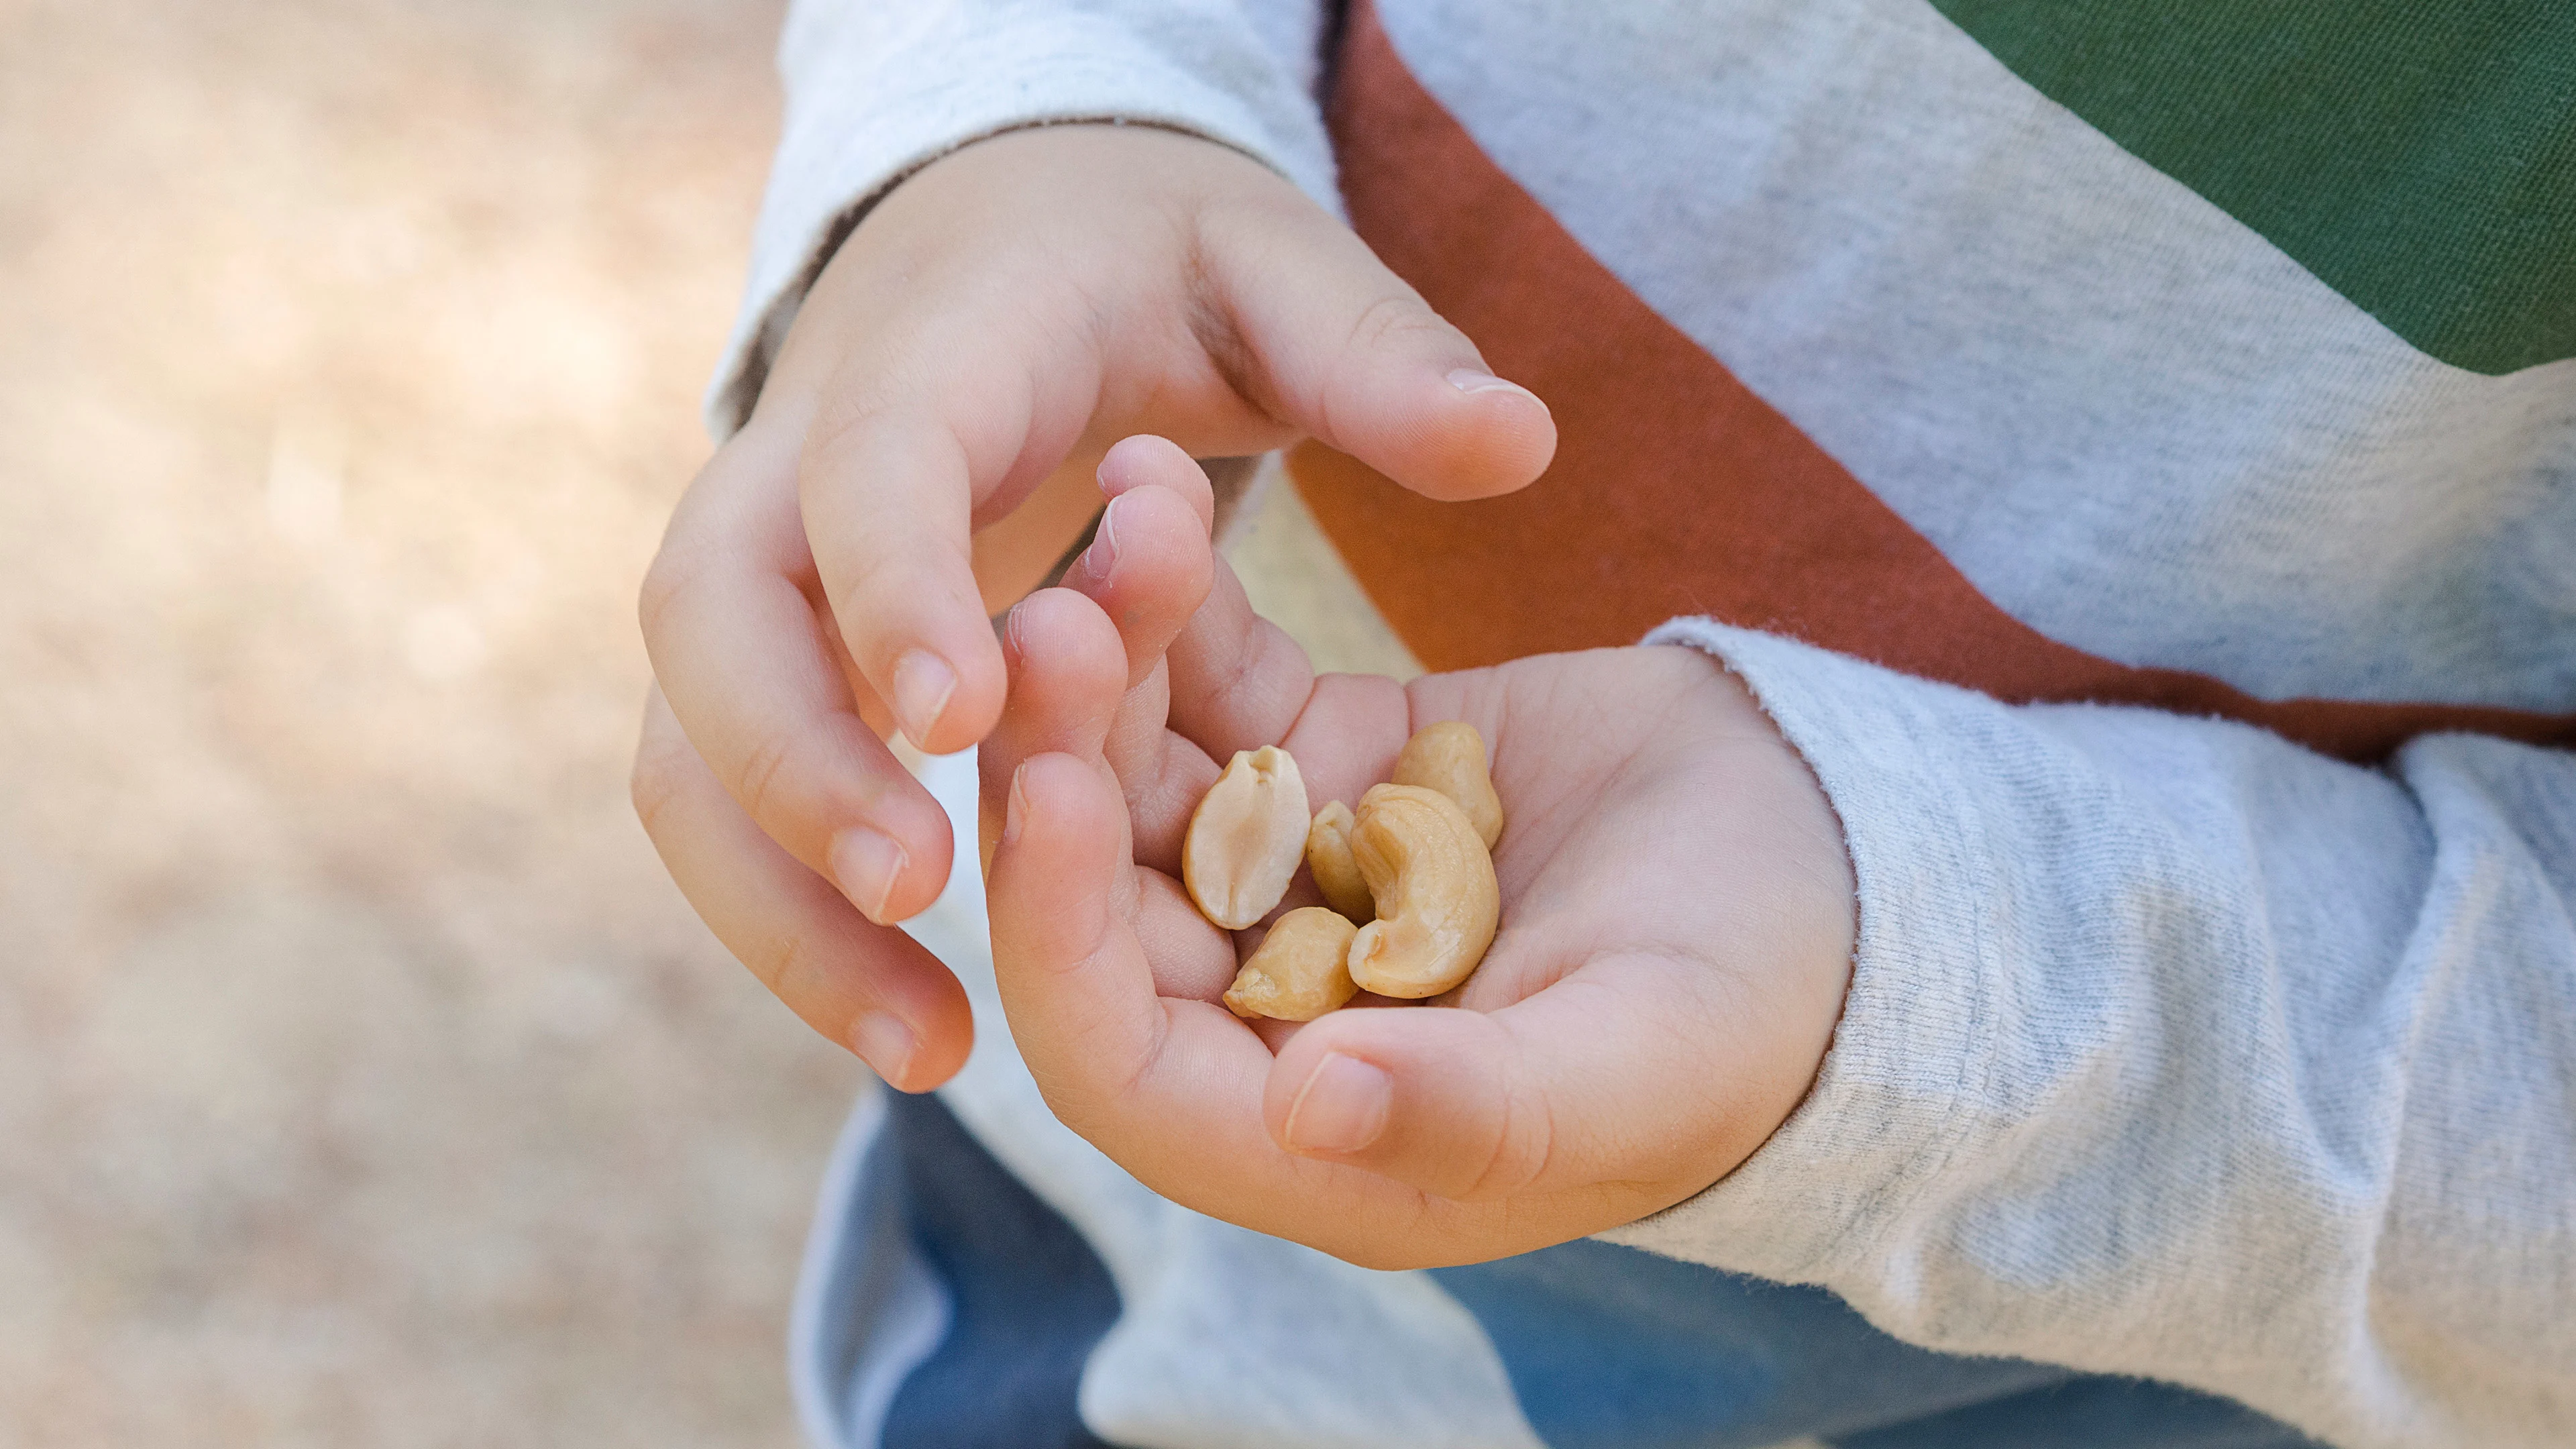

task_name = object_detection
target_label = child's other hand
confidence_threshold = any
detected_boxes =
[633,126,1555,1089]
[982,438,1854,1267]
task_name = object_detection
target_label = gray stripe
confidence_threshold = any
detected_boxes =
[1383,0,2576,710]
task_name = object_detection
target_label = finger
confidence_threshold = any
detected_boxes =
[978,588,1134,867]
[631,686,973,1091]
[1195,202,1558,501]
[1059,441,1217,688]
[987,558,1237,1002]
[641,425,955,926]
[1099,657,1218,879]
[995,755,1489,1262]
[1061,437,1228,869]
[1159,546,1413,820]
[1161,541,1419,867]
[1258,955,1743,1207]
[1277,671,1413,817]
[1095,432,1215,536]
[1132,867,1241,1004]
[985,751,1265,1144]
[1164,549,1319,762]
[808,592,898,744]
[796,295,1098,757]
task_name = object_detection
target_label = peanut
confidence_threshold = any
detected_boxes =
[1223,906,1360,1020]
[1392,720,1503,848]
[1344,783,1500,999]
[1183,745,1310,930]
[1305,800,1375,924]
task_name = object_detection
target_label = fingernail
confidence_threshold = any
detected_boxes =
[1283,1052,1393,1154]
[1000,601,1028,662]
[890,649,956,749]
[827,824,908,923]
[1001,762,1030,847]
[1081,493,1124,578]
[849,1010,918,1087]
[1446,367,1528,397]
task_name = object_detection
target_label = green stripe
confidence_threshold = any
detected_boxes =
[1927,1,2576,375]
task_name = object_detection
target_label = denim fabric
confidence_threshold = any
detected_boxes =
[858,1093,2318,1449]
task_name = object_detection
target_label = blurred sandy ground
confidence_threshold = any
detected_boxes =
[0,0,1412,1444]
[0,0,854,1442]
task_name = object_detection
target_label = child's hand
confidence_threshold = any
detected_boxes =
[634,125,1555,1088]
[981,439,1854,1267]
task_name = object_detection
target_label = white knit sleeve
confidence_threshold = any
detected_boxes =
[1604,620,2576,1449]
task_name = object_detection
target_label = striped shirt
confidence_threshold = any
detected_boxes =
[711,3,2576,1446]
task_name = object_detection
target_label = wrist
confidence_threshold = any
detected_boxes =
[1646,639,1859,1197]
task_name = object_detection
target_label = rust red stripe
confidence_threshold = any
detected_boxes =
[1290,1,2575,763]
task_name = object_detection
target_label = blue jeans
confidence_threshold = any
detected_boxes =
[857,1091,2321,1449]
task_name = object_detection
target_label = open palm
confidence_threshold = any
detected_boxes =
[980,438,1853,1269]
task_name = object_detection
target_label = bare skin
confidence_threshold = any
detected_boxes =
[977,438,1856,1269]
[633,125,1555,1089]
[629,123,1854,1269]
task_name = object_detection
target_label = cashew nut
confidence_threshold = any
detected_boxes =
[1224,906,1360,1020]
[1344,784,1500,998]
[1392,720,1503,849]
[1183,746,1310,930]
[1305,800,1375,924]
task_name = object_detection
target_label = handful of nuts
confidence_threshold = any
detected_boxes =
[1181,722,1504,1022]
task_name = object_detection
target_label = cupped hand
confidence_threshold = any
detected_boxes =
[981,438,1854,1269]
[632,125,1556,1087]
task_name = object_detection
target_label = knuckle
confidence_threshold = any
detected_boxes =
[798,349,945,489]
[799,387,898,481]
[745,927,820,996]
[1458,1083,1555,1201]
[732,724,807,828]
[628,737,690,841]
[635,547,698,645]
[1342,290,1455,362]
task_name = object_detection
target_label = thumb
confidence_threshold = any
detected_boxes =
[1259,962,1746,1208]
[1199,204,1556,501]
